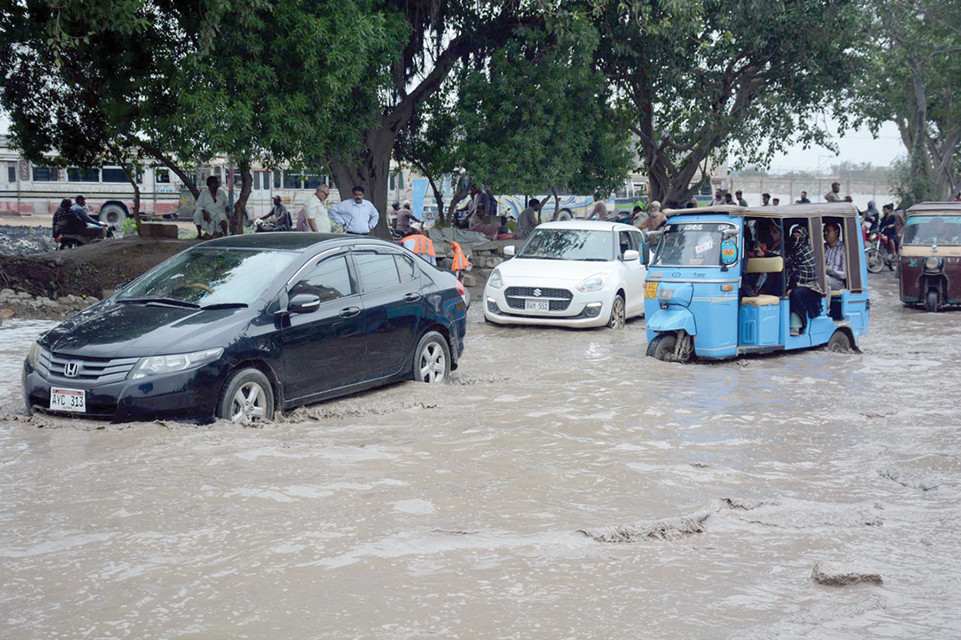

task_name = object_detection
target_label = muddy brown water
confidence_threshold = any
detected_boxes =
[1,274,959,639]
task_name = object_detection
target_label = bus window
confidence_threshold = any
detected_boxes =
[304,174,322,190]
[155,168,170,184]
[102,166,139,183]
[282,172,301,189]
[253,172,260,190]
[273,170,281,189]
[68,167,100,182]
[32,165,58,181]
[233,170,243,188]
[6,164,14,183]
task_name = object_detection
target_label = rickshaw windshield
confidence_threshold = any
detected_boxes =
[652,222,737,267]
[902,216,961,246]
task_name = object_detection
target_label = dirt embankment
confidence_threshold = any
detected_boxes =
[0,236,194,299]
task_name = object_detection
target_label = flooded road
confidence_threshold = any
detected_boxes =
[1,274,959,639]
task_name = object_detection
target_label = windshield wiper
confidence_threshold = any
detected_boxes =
[117,297,200,309]
[200,302,249,310]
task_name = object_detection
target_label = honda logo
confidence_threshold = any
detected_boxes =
[64,361,81,378]
[533,288,542,297]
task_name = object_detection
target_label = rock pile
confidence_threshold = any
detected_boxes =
[0,225,58,255]
[0,288,99,322]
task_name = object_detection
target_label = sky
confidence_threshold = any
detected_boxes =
[0,111,906,174]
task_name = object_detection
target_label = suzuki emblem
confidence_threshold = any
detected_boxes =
[64,361,81,378]
[533,288,542,297]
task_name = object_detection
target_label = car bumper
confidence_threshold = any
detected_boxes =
[22,360,226,423]
[482,286,613,328]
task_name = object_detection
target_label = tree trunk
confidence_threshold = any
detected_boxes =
[113,148,142,236]
[328,129,395,238]
[231,163,253,235]
[445,178,471,227]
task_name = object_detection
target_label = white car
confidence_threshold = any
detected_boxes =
[483,221,649,329]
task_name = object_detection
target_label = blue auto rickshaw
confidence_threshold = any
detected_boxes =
[643,203,869,361]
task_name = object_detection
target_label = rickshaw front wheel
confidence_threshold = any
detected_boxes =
[647,332,678,361]
[826,330,854,353]
[925,290,939,312]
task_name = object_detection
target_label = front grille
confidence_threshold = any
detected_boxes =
[38,350,139,384]
[504,286,573,311]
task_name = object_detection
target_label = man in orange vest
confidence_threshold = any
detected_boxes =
[400,227,436,265]
[449,240,470,279]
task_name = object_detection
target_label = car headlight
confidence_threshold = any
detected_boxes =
[924,256,942,271]
[27,341,43,369]
[488,268,504,289]
[576,273,607,293]
[128,347,224,380]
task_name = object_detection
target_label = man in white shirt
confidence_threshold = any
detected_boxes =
[329,185,379,235]
[193,176,229,238]
[590,194,608,221]
[305,184,332,232]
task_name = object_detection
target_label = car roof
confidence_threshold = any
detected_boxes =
[664,202,860,220]
[538,220,640,232]
[906,201,961,216]
[198,232,398,252]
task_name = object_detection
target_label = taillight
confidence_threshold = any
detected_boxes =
[455,278,466,301]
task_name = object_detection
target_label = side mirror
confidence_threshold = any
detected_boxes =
[503,245,516,257]
[721,228,738,241]
[622,249,640,262]
[645,230,663,245]
[287,293,321,314]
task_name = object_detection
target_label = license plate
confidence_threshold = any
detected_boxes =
[50,387,86,413]
[644,281,659,299]
[525,299,550,312]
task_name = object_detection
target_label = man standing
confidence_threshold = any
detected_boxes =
[825,182,842,202]
[797,191,811,204]
[710,188,725,205]
[305,184,332,232]
[761,193,771,206]
[591,194,608,221]
[735,190,748,207]
[823,221,847,290]
[395,200,421,235]
[328,186,379,235]
[193,176,229,238]
[515,199,540,239]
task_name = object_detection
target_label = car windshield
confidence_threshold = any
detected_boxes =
[518,229,613,261]
[117,247,299,306]
[652,222,735,267]
[902,215,961,246]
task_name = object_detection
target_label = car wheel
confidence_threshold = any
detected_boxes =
[646,332,677,361]
[99,203,127,227]
[413,331,450,383]
[826,330,853,353]
[218,368,275,423]
[607,294,626,329]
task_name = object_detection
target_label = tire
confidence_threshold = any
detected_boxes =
[413,331,450,383]
[607,294,626,329]
[646,332,677,361]
[99,203,127,227]
[58,239,79,251]
[217,368,275,423]
[865,248,884,274]
[925,290,939,312]
[556,208,573,221]
[826,330,854,353]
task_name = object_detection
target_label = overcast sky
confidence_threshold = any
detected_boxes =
[0,110,906,173]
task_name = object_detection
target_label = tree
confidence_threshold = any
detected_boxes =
[852,0,961,204]
[594,0,865,205]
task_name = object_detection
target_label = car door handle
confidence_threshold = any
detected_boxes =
[404,293,422,302]
[339,306,361,318]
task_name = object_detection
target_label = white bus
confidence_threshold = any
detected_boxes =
[0,138,413,226]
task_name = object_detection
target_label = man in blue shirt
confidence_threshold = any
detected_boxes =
[328,186,379,235]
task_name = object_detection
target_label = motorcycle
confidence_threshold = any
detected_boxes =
[865,230,897,273]
[56,223,116,250]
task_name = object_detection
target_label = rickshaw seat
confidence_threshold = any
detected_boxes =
[745,256,784,273]
[741,295,780,306]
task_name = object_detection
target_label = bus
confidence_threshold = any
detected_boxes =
[0,137,414,226]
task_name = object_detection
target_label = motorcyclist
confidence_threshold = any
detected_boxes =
[54,196,105,243]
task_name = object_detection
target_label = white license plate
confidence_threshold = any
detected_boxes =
[525,299,550,312]
[50,387,86,413]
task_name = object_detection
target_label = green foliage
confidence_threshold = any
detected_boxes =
[594,0,866,203]
[890,153,941,210]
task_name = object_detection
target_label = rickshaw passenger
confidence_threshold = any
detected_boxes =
[823,221,846,290]
[785,226,824,336]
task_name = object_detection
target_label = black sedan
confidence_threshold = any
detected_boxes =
[23,233,469,423]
